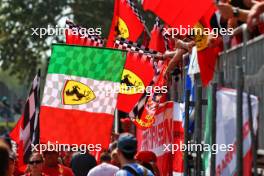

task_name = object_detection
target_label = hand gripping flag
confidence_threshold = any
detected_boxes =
[65,20,104,47]
[107,0,145,47]
[141,0,213,28]
[39,44,126,149]
[10,71,41,171]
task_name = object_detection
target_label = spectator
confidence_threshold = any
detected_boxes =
[7,151,16,176]
[61,151,74,167]
[135,151,160,176]
[115,133,154,176]
[87,152,119,176]
[109,141,121,168]
[247,1,264,28]
[0,141,9,176]
[23,152,48,176]
[42,151,74,176]
[70,152,97,176]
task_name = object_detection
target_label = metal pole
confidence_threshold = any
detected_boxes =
[247,92,257,176]
[195,85,202,176]
[114,109,119,134]
[184,90,191,176]
[236,66,244,176]
[210,83,217,176]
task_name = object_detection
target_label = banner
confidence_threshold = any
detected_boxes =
[137,102,174,176]
[172,103,184,176]
[215,88,258,176]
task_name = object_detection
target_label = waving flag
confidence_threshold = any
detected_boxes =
[107,0,145,47]
[39,44,126,149]
[148,19,166,53]
[10,71,40,172]
[141,0,213,28]
[114,38,159,113]
[116,52,155,113]
[194,5,221,86]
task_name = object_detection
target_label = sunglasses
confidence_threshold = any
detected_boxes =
[29,160,43,165]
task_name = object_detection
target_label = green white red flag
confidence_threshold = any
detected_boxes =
[39,44,126,149]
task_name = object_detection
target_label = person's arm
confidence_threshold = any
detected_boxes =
[247,2,264,28]
[217,3,249,22]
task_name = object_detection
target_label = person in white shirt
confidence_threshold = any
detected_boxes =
[87,152,119,176]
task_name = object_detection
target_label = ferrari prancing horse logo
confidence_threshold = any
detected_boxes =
[62,80,95,105]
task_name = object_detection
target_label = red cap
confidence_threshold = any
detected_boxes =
[120,117,131,124]
[135,151,157,163]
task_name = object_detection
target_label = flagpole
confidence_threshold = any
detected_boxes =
[184,90,191,176]
[236,66,244,176]
[194,77,203,175]
[210,83,217,176]
[143,24,151,38]
[247,91,257,176]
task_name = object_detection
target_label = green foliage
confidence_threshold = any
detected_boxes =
[0,0,67,81]
[0,0,156,82]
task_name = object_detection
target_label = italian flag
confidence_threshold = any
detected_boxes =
[40,44,126,149]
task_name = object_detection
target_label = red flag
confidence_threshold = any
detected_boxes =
[142,0,213,28]
[107,0,144,47]
[133,61,168,129]
[9,72,41,173]
[148,23,166,53]
[195,4,222,86]
[117,52,155,113]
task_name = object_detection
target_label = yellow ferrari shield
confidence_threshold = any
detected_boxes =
[117,17,129,39]
[193,22,208,51]
[62,80,95,105]
[120,69,145,95]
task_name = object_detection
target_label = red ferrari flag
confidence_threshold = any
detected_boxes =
[142,0,213,28]
[194,4,221,86]
[39,44,126,150]
[107,0,145,47]
[116,51,155,113]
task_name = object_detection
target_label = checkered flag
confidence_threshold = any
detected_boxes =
[114,38,161,59]
[128,58,163,119]
[20,71,41,162]
[126,0,146,25]
[66,20,104,47]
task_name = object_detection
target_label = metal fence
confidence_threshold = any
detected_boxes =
[218,27,264,149]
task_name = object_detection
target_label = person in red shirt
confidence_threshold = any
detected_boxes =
[23,152,48,176]
[42,151,74,176]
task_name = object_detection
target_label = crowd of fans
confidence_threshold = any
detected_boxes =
[1,1,264,176]
[0,132,159,176]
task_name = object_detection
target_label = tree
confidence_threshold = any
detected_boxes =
[0,0,114,82]
[0,0,156,83]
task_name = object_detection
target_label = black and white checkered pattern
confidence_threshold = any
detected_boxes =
[20,71,40,163]
[126,0,145,24]
[128,60,162,119]
[66,20,104,47]
[114,38,161,58]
